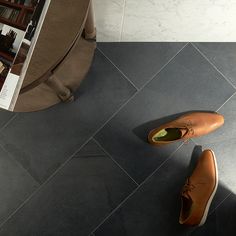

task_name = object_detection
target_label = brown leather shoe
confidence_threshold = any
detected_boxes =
[179,149,218,226]
[148,112,224,146]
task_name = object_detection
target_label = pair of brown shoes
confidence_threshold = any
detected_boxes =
[148,112,223,226]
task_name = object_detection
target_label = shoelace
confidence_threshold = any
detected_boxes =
[182,124,194,145]
[175,120,194,138]
[184,121,195,136]
[182,180,195,195]
[182,179,205,198]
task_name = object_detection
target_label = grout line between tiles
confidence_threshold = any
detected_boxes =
[0,137,93,231]
[191,43,236,91]
[190,139,198,146]
[215,91,236,112]
[89,142,185,235]
[93,138,139,186]
[97,47,139,91]
[0,142,40,185]
[98,42,189,93]
[190,192,232,235]
[209,192,232,215]
[0,113,18,133]
[119,0,127,41]
[134,42,189,92]
[91,92,138,138]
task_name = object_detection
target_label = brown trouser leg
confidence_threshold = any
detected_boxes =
[45,74,74,102]
[85,0,96,39]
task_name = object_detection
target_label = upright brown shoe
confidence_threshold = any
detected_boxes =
[148,112,224,146]
[179,149,218,226]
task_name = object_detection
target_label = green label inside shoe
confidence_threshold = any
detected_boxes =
[153,128,182,142]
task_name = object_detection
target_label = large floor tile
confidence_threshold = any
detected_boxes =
[98,42,186,88]
[190,194,236,236]
[0,110,15,130]
[0,146,38,225]
[194,43,236,87]
[0,140,136,236]
[95,44,235,183]
[94,142,229,236]
[94,0,124,42]
[0,50,136,183]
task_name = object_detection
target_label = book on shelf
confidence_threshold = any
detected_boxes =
[7,0,31,6]
[0,7,19,22]
[0,0,51,111]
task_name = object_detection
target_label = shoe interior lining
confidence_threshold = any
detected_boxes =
[152,128,182,142]
[180,196,193,223]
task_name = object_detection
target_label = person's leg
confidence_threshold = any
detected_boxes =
[85,0,96,40]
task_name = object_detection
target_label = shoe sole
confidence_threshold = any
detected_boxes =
[198,150,218,226]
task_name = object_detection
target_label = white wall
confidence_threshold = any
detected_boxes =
[1,25,24,52]
[94,0,236,42]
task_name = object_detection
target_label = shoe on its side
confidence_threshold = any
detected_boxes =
[179,149,218,226]
[148,112,224,146]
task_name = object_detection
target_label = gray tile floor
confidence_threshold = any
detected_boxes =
[0,42,235,236]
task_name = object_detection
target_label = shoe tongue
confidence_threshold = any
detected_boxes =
[181,191,194,206]
[179,128,188,137]
[181,191,192,200]
[181,179,194,200]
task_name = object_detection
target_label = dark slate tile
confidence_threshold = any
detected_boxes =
[0,140,137,236]
[195,93,236,145]
[0,50,136,183]
[0,146,38,224]
[194,43,236,87]
[0,110,15,129]
[98,42,187,88]
[190,194,236,236]
[94,142,229,236]
[95,44,235,183]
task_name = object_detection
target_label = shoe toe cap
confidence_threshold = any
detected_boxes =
[204,113,224,131]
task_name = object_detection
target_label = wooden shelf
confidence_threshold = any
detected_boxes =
[0,50,15,62]
[0,0,35,30]
[0,16,27,30]
[0,0,34,11]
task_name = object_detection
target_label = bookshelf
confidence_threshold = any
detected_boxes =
[0,50,14,61]
[0,0,35,30]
